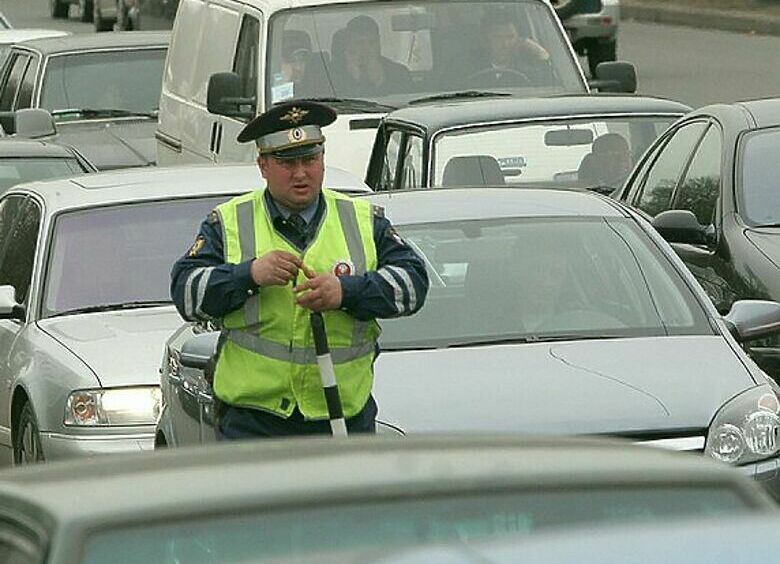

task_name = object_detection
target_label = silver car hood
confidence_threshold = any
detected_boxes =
[38,307,181,388]
[374,336,754,435]
[56,119,158,170]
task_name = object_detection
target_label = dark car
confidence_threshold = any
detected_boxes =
[0,32,168,170]
[613,98,780,379]
[157,188,780,500]
[0,137,95,194]
[0,435,774,562]
[365,94,689,192]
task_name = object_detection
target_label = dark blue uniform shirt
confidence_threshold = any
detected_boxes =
[171,190,429,324]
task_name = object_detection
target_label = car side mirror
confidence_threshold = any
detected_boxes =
[179,332,219,370]
[724,300,780,342]
[589,61,637,93]
[652,210,710,245]
[207,72,256,120]
[14,108,57,139]
[0,285,24,320]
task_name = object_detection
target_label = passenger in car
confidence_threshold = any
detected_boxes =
[578,133,633,191]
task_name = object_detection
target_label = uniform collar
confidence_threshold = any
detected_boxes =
[265,190,321,225]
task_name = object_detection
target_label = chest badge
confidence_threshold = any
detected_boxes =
[333,260,354,277]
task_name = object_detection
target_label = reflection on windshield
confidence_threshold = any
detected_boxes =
[43,197,228,317]
[0,158,85,193]
[380,217,712,349]
[40,48,167,120]
[266,1,584,110]
[740,129,780,227]
[433,116,676,190]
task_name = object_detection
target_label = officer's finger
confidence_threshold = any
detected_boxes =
[302,263,317,279]
[292,278,314,293]
[275,251,302,267]
[275,260,299,278]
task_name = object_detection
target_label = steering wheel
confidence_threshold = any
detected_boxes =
[465,67,531,87]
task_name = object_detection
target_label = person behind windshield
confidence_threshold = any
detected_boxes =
[447,8,550,89]
[578,133,633,191]
[281,30,311,85]
[331,15,412,97]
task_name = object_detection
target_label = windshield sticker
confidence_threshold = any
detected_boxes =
[272,81,295,103]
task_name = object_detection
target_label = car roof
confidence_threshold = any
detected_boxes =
[362,187,627,224]
[0,435,763,526]
[8,163,370,211]
[0,29,70,45]
[13,31,170,54]
[734,97,780,128]
[268,0,552,9]
[0,137,76,158]
[384,94,691,133]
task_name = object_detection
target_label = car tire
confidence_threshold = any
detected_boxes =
[51,0,69,18]
[79,0,94,22]
[94,1,116,31]
[13,402,45,465]
[587,39,617,77]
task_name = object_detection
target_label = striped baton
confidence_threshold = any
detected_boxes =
[310,312,348,437]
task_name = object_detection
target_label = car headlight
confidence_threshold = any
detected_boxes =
[64,387,162,426]
[704,385,780,465]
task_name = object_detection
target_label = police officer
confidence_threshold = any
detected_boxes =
[170,101,428,438]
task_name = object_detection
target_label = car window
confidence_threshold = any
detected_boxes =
[673,125,721,226]
[43,196,229,317]
[233,15,260,107]
[0,197,41,305]
[81,486,751,563]
[40,48,167,119]
[738,128,780,227]
[635,122,708,217]
[0,157,86,194]
[377,129,403,191]
[15,56,37,109]
[400,134,424,189]
[377,217,712,350]
[266,1,585,109]
[433,116,677,190]
[0,54,29,112]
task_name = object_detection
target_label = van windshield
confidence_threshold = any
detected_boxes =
[266,1,585,111]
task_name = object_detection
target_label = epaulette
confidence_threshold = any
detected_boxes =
[372,205,385,219]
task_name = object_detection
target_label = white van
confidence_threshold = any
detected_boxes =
[157,0,614,177]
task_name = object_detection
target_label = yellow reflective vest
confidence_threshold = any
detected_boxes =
[213,189,380,419]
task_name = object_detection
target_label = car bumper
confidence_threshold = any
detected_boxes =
[40,431,154,461]
[737,457,780,501]
[565,4,620,41]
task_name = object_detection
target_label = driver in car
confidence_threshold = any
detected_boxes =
[446,9,550,88]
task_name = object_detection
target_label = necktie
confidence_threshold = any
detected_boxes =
[287,213,307,240]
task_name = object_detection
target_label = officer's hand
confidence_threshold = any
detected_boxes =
[293,271,342,312]
[251,251,303,286]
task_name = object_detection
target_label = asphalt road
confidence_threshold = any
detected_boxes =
[4,0,780,108]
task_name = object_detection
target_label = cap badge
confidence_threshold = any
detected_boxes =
[288,127,307,143]
[281,106,309,125]
[333,260,353,277]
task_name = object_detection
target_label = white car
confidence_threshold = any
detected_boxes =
[0,29,70,65]
[0,163,367,465]
[553,0,620,76]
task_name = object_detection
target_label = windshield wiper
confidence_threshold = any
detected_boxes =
[445,334,623,348]
[48,300,172,318]
[51,108,158,119]
[408,90,512,105]
[296,97,396,112]
[755,223,780,228]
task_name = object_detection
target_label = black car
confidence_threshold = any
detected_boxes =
[0,32,168,170]
[0,137,95,194]
[365,94,689,193]
[614,98,780,379]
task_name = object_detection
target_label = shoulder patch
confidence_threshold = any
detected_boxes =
[188,236,206,257]
[372,205,385,219]
[207,210,220,225]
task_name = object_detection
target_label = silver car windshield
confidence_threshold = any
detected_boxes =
[42,197,227,318]
[433,116,678,192]
[81,486,750,563]
[0,157,85,193]
[739,128,780,227]
[381,217,713,349]
[266,1,584,110]
[40,48,167,120]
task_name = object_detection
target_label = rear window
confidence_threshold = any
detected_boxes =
[0,157,85,193]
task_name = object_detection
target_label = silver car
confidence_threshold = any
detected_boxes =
[157,187,780,500]
[0,163,368,465]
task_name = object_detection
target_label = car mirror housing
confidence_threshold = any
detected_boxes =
[589,61,637,93]
[0,285,24,320]
[14,108,57,139]
[724,300,780,343]
[651,210,709,245]
[180,332,218,371]
[207,72,256,120]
